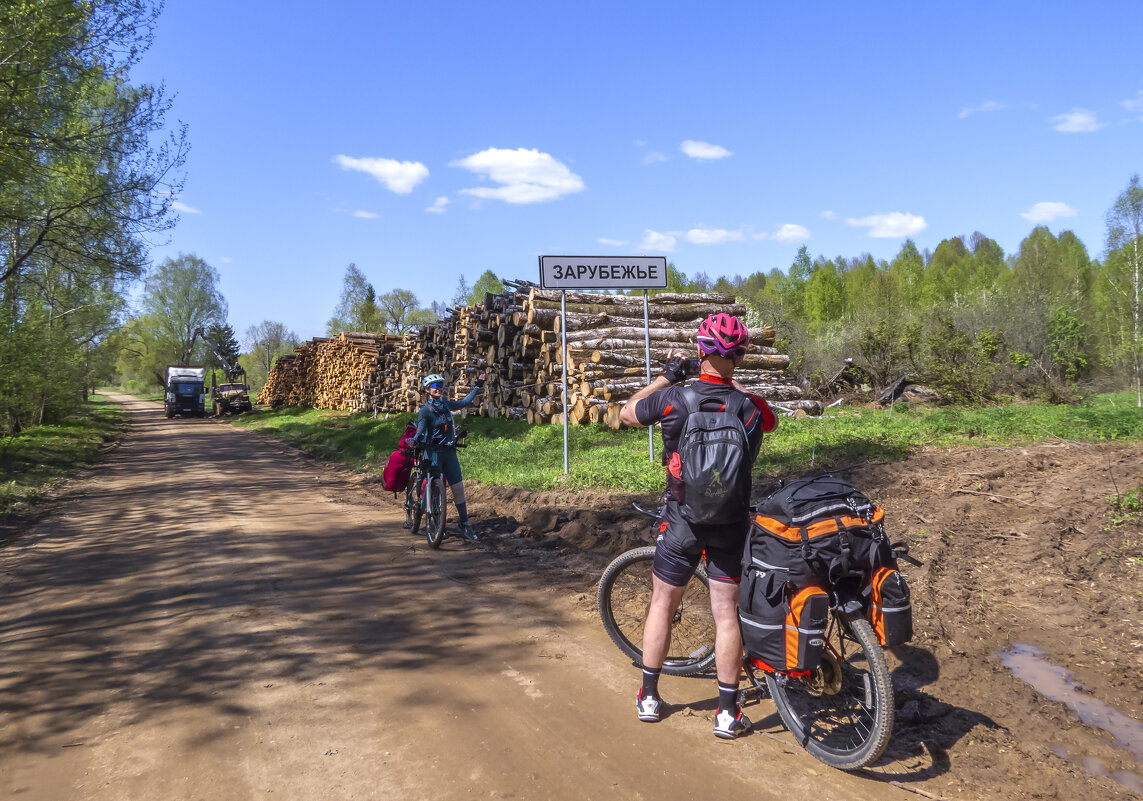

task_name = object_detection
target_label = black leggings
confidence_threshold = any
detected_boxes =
[429,448,463,485]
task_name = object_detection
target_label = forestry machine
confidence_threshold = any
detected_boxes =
[187,327,253,415]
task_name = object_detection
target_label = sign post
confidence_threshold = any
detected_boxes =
[643,290,653,462]
[539,256,669,474]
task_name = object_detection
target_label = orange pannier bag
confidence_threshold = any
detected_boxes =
[867,566,912,646]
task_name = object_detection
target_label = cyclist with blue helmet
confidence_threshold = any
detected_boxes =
[412,370,485,539]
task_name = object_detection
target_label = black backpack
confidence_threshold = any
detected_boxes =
[676,386,752,526]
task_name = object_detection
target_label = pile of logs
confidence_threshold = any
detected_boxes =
[256,332,402,410]
[259,282,813,427]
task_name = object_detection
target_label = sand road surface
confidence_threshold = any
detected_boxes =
[0,393,918,801]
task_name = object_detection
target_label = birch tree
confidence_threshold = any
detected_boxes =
[1105,174,1143,405]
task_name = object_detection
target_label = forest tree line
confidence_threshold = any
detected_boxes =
[0,0,185,433]
[648,182,1143,406]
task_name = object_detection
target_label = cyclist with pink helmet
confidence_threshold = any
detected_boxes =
[618,312,777,739]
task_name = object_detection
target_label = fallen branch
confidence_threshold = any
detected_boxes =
[951,488,1035,507]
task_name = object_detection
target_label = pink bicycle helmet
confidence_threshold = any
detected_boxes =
[696,313,750,361]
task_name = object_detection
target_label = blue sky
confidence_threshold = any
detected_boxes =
[135,1,1143,341]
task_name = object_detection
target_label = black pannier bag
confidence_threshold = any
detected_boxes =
[738,580,829,672]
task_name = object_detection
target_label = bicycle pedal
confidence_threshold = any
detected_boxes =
[737,685,769,706]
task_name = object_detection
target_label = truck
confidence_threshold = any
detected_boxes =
[186,327,253,415]
[210,379,253,415]
[164,366,206,418]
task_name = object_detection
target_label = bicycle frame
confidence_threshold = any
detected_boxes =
[405,449,443,508]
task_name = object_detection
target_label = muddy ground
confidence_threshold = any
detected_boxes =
[458,438,1143,799]
[3,394,1142,800]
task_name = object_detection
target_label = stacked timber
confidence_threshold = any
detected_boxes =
[256,332,401,411]
[509,288,802,427]
[259,282,808,427]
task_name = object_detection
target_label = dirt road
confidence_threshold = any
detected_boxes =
[0,393,914,801]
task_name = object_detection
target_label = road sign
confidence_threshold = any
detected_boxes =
[539,255,668,290]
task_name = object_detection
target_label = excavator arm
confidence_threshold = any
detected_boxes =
[187,327,246,383]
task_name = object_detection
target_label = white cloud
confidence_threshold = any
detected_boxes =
[426,196,450,214]
[1121,90,1143,114]
[219,256,232,264]
[684,226,745,245]
[450,147,584,204]
[773,223,811,243]
[846,212,927,238]
[633,139,646,147]
[598,237,629,247]
[1020,201,1077,223]
[680,140,733,161]
[172,200,201,214]
[820,210,838,221]
[642,151,668,164]
[639,229,678,252]
[351,210,380,219]
[957,100,1005,119]
[1050,108,1105,133]
[333,154,429,194]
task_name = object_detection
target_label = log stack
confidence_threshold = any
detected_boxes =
[259,282,809,426]
[256,332,401,411]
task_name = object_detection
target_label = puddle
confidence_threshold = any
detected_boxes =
[999,643,1143,795]
[1050,746,1143,796]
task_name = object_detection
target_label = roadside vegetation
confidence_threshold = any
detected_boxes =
[231,392,1143,492]
[0,398,122,517]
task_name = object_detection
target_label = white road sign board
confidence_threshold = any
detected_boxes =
[539,255,668,290]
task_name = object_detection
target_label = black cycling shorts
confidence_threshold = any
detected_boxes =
[651,500,750,587]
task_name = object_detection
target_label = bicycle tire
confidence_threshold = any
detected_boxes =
[425,476,447,549]
[408,472,424,535]
[765,614,895,770]
[403,474,416,530]
[597,545,717,676]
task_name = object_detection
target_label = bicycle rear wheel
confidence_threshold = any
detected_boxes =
[597,545,716,676]
[425,476,447,549]
[765,614,894,770]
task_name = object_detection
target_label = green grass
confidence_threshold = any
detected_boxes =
[758,391,1143,477]
[229,392,1143,492]
[0,397,123,516]
[1109,487,1143,526]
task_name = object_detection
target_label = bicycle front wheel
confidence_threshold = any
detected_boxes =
[425,476,447,549]
[597,545,716,676]
[407,472,424,535]
[765,614,895,770]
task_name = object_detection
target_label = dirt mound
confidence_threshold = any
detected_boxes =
[464,485,657,558]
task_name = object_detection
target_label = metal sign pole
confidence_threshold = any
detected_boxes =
[561,290,569,474]
[539,256,669,476]
[644,290,654,463]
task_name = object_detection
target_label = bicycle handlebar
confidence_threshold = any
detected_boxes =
[631,502,662,519]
